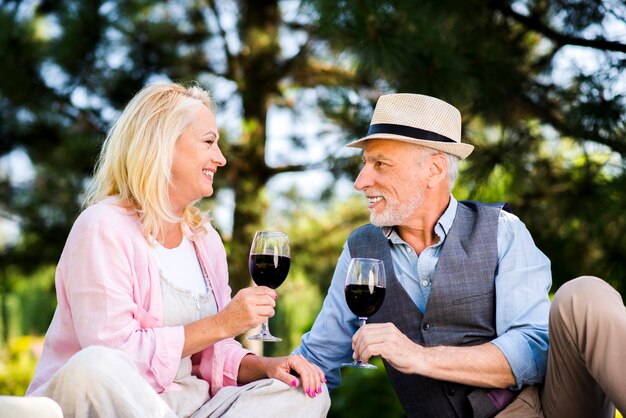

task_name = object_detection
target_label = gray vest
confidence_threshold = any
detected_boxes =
[347,201,517,418]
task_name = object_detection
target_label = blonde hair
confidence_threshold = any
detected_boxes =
[84,82,216,241]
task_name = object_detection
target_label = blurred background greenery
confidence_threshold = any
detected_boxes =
[0,0,625,416]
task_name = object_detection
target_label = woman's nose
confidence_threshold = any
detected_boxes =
[214,146,227,166]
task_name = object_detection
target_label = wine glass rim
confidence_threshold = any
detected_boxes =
[350,257,383,264]
[254,230,288,236]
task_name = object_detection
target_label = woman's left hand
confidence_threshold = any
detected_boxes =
[264,355,326,398]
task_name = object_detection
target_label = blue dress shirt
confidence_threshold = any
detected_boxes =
[294,196,552,390]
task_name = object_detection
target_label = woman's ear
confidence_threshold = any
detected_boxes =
[427,153,448,188]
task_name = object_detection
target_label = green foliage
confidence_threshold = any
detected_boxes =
[329,358,405,418]
[260,270,325,358]
[0,266,56,342]
[280,194,369,293]
[0,336,43,395]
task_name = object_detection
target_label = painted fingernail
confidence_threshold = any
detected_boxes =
[306,388,310,395]
[274,293,279,299]
[323,378,327,383]
[291,379,297,387]
[317,386,322,393]
[312,392,317,398]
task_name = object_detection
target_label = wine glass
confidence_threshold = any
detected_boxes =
[341,257,386,368]
[247,231,290,342]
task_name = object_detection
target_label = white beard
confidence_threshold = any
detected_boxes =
[370,189,425,227]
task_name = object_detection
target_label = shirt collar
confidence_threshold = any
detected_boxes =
[382,194,458,245]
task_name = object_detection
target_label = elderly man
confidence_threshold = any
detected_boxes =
[294,93,552,417]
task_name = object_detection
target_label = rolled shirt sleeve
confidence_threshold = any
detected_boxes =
[491,210,552,388]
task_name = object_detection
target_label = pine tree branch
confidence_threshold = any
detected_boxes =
[521,83,626,156]
[275,37,312,81]
[290,59,359,88]
[490,0,626,53]
[268,160,328,176]
[206,0,236,78]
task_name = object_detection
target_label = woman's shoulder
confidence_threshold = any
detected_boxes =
[59,198,145,263]
[74,197,140,231]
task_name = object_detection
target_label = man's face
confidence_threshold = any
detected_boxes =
[354,139,430,227]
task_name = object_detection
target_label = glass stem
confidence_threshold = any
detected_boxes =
[356,317,368,364]
[261,321,269,336]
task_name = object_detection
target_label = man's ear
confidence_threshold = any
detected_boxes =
[427,153,448,188]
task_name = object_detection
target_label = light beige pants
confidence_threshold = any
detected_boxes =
[497,276,625,418]
[43,346,330,418]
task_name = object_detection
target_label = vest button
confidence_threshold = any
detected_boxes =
[447,387,456,396]
[422,322,430,330]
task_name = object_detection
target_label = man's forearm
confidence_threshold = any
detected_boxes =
[413,342,515,388]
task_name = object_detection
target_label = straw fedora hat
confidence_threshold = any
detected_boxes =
[347,93,474,159]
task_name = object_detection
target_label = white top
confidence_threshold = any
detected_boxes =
[154,236,208,295]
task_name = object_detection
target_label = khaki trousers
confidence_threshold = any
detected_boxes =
[497,276,625,418]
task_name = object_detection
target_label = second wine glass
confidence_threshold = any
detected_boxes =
[341,257,386,368]
[247,231,290,342]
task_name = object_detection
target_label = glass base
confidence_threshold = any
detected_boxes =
[341,360,377,369]
[248,333,282,342]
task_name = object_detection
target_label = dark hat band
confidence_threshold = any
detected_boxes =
[367,123,455,143]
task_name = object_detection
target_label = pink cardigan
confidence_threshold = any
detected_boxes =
[26,198,251,397]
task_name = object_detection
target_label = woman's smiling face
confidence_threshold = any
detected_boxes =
[169,103,226,214]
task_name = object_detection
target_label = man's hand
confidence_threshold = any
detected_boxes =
[352,323,420,374]
[353,322,516,388]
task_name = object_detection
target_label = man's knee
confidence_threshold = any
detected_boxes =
[555,275,603,297]
[552,276,610,309]
[550,276,622,328]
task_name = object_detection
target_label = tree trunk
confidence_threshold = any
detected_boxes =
[227,0,280,293]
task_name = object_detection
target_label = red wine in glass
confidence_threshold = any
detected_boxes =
[248,231,290,342]
[249,254,290,289]
[341,258,386,369]
[345,284,386,318]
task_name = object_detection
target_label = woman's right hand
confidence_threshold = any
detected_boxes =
[215,286,277,338]
[182,286,277,357]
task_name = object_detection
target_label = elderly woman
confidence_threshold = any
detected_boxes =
[26,83,329,418]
